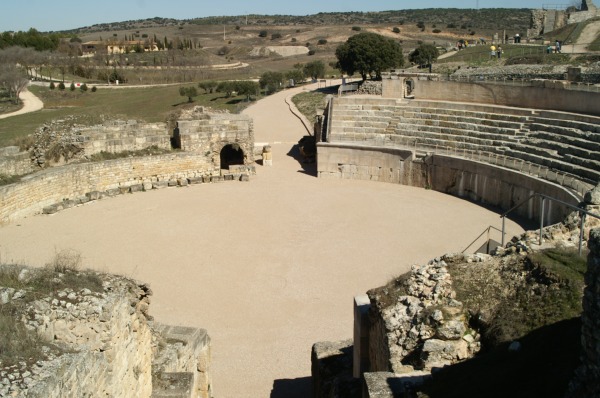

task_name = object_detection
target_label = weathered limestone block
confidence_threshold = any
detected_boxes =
[153,181,169,189]
[86,191,102,201]
[130,184,144,192]
[311,339,359,398]
[363,371,430,398]
[584,183,600,205]
[152,324,212,398]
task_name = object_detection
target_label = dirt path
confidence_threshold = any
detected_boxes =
[0,87,43,120]
[560,20,600,53]
[0,84,524,397]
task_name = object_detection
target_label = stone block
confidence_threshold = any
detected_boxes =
[130,184,143,193]
[168,180,178,187]
[211,176,223,183]
[77,195,90,204]
[202,176,211,183]
[104,188,121,197]
[86,191,101,201]
[263,159,273,166]
[177,178,188,187]
[62,199,76,209]
[153,181,168,189]
[187,177,203,185]
[43,204,61,214]
[118,186,130,195]
[224,174,234,181]
[240,174,250,182]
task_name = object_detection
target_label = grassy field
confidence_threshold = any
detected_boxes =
[0,84,260,147]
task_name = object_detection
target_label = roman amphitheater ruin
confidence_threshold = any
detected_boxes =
[0,66,599,397]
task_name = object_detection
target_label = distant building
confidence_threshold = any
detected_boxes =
[82,40,160,55]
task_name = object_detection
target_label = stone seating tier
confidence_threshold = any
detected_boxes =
[529,123,600,146]
[522,136,600,163]
[328,98,600,185]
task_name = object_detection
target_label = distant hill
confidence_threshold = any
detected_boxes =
[65,9,533,35]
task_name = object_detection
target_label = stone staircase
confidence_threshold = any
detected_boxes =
[327,98,600,187]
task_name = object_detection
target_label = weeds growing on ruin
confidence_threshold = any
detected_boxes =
[0,250,104,367]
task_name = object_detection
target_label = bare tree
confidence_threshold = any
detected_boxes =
[0,64,29,104]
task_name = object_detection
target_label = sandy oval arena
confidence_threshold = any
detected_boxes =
[0,85,524,397]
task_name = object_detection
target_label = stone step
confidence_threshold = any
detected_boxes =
[521,137,600,162]
[397,117,519,137]
[528,130,599,152]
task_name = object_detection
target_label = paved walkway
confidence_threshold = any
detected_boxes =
[0,84,524,397]
[0,87,43,120]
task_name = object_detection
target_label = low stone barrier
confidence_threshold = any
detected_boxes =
[0,152,217,224]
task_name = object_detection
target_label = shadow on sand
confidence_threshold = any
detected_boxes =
[286,143,317,177]
[270,376,311,398]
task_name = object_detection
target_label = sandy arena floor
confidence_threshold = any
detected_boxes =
[0,83,524,397]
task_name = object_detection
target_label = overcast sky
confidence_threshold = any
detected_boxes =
[2,0,547,32]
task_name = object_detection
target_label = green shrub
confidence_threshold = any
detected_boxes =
[259,30,268,37]
[351,26,361,31]
[58,82,65,90]
[69,82,75,91]
[317,39,328,45]
[91,86,97,92]
[271,33,282,40]
[80,83,88,92]
[433,29,442,33]
[392,27,401,33]
[49,81,55,90]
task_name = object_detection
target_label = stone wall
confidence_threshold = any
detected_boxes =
[177,109,254,167]
[1,269,211,398]
[0,146,34,176]
[317,143,426,186]
[409,80,600,116]
[429,155,580,224]
[317,144,580,225]
[75,120,171,156]
[568,226,600,397]
[0,152,214,224]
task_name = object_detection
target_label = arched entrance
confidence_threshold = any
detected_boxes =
[404,78,415,98]
[220,144,245,169]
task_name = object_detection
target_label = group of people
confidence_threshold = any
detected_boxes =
[547,40,562,53]
[490,45,503,59]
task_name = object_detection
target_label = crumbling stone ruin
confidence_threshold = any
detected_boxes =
[0,107,256,224]
[0,265,211,397]
[312,185,600,397]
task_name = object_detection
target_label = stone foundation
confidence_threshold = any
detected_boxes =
[1,270,212,398]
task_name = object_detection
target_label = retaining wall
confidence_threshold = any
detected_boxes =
[317,143,579,224]
[0,152,214,224]
[401,80,600,116]
[0,146,34,176]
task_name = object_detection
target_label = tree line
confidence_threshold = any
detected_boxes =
[0,28,61,51]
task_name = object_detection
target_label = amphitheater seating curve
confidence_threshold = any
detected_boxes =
[327,97,600,188]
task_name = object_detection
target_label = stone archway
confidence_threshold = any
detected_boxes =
[405,78,415,98]
[219,144,245,169]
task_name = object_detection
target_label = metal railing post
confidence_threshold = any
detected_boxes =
[539,196,545,245]
[501,216,506,246]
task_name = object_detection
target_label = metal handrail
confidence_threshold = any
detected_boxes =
[500,192,600,255]
[324,97,333,143]
[462,225,503,254]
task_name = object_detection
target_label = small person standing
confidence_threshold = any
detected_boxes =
[555,40,561,53]
[497,46,502,59]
